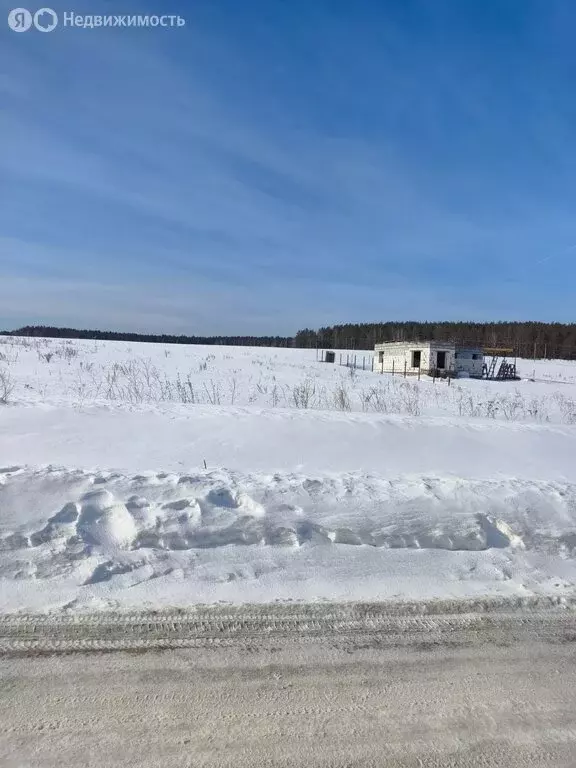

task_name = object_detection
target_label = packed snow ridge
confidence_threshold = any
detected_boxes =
[2,466,536,562]
[1,465,575,612]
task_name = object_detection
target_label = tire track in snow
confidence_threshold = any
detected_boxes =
[1,598,575,655]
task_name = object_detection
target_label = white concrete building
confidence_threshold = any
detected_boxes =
[453,347,485,378]
[373,341,483,377]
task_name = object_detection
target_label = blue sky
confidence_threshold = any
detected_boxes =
[1,0,576,334]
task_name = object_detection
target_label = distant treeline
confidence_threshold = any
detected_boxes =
[4,322,576,359]
[295,322,576,359]
[2,326,293,348]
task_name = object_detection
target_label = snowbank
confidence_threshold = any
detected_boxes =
[1,336,576,612]
[1,461,576,612]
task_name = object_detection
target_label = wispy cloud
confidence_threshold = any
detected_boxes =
[2,0,576,332]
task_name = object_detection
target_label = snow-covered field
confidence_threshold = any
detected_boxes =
[1,335,576,612]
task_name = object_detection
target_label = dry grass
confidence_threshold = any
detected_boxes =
[2,336,575,424]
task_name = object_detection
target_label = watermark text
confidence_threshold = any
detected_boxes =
[8,8,186,31]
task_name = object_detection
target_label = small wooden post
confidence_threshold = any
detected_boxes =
[417,362,421,381]
[339,353,342,366]
[354,355,357,369]
[403,359,407,378]
[362,356,365,371]
[392,360,395,376]
[346,354,350,367]
[381,356,384,374]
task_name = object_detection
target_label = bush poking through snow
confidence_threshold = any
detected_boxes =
[59,344,79,361]
[333,383,352,411]
[0,347,19,364]
[203,380,222,405]
[361,385,389,413]
[0,367,15,404]
[292,378,316,408]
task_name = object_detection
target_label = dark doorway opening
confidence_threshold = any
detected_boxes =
[436,351,447,369]
[411,350,421,368]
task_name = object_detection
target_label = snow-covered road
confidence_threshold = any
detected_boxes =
[2,626,575,767]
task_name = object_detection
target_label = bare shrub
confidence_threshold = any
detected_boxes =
[59,344,79,361]
[0,336,30,350]
[72,375,91,407]
[0,346,19,364]
[315,385,330,410]
[499,391,524,421]
[292,378,316,408]
[526,396,549,423]
[268,384,281,408]
[122,362,145,404]
[399,381,421,416]
[198,354,216,372]
[333,382,351,411]
[175,375,196,404]
[553,392,576,425]
[228,377,238,406]
[0,368,14,404]
[362,385,389,413]
[482,398,500,419]
[453,387,485,418]
[450,385,553,424]
[203,380,222,405]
